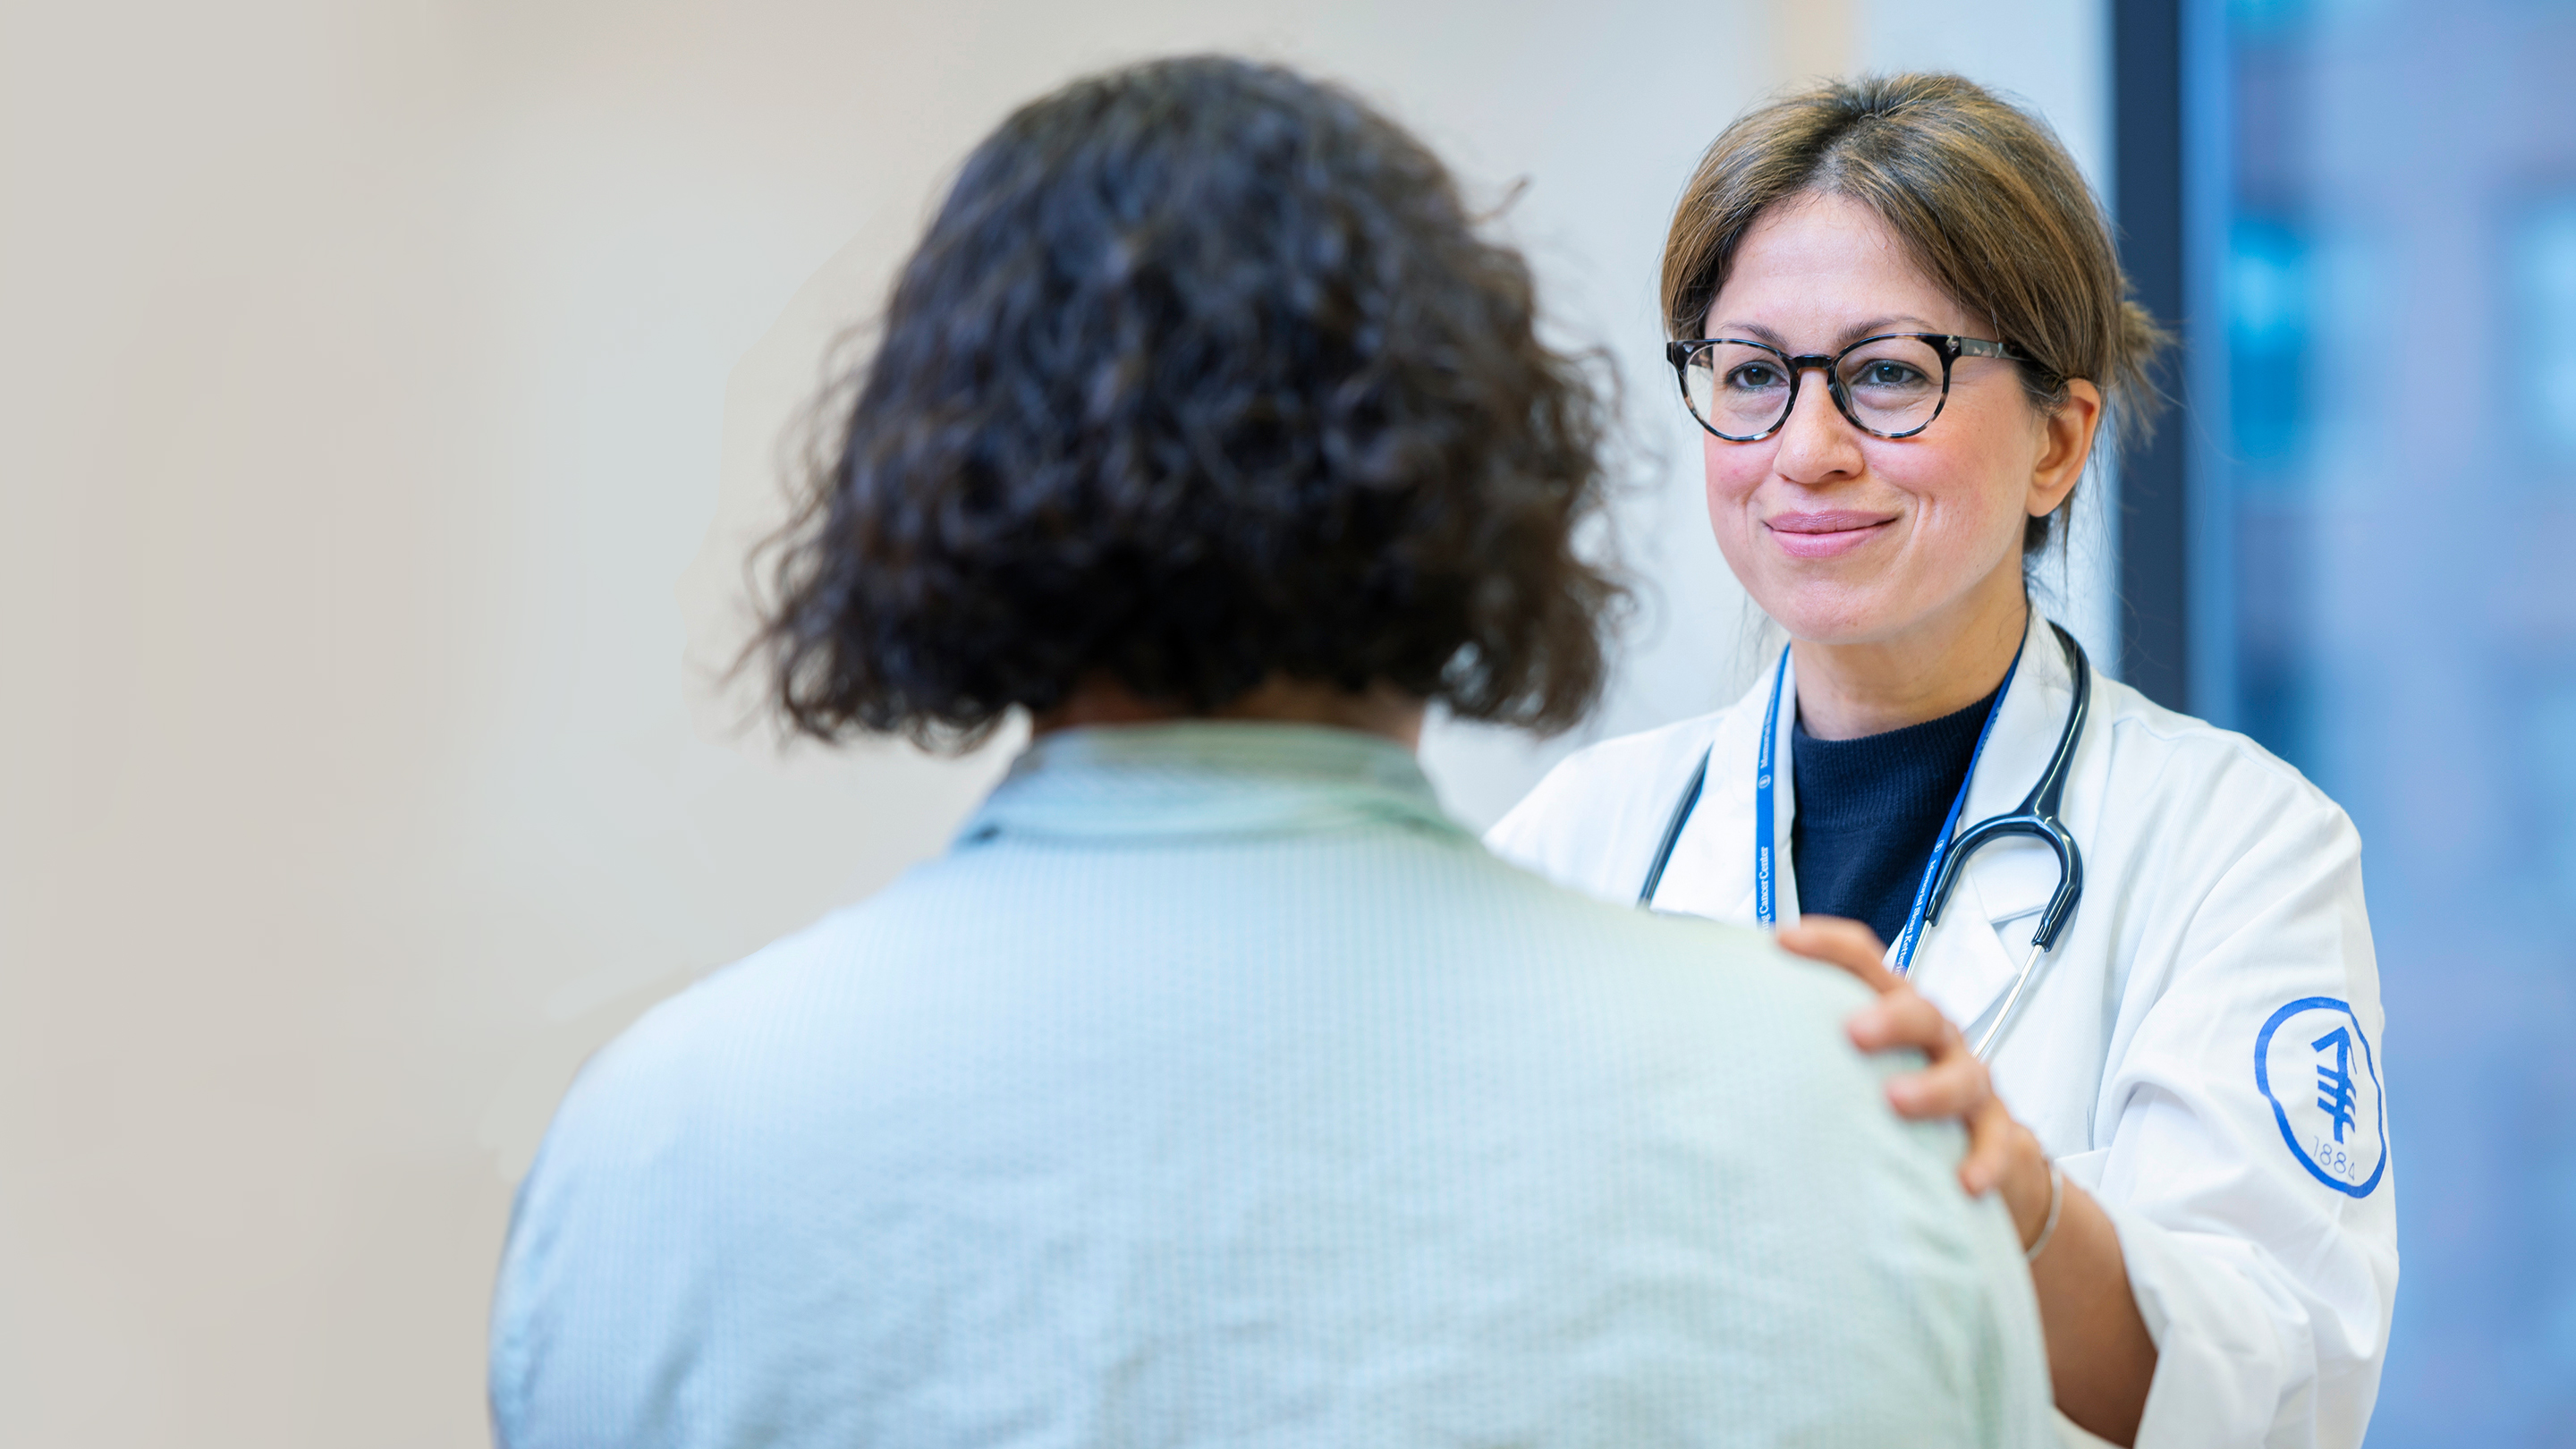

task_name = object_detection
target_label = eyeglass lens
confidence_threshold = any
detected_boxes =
[1679,336,1950,439]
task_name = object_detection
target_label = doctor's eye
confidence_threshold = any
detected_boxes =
[1681,343,1800,436]
[1724,361,1787,392]
[1851,359,1930,390]
[1839,344,1939,399]
[1835,337,1950,435]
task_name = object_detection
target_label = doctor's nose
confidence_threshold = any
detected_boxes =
[1771,368,1867,487]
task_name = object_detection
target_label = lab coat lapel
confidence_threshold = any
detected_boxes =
[1647,650,1799,928]
[1908,613,2073,1034]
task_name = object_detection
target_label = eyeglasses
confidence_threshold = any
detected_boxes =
[1665,333,2028,441]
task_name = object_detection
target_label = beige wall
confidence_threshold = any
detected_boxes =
[0,3,2099,1443]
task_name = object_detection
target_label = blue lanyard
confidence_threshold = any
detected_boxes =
[1753,642,2024,978]
[1750,647,1789,928]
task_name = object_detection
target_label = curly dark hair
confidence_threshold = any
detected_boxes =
[752,55,1622,747]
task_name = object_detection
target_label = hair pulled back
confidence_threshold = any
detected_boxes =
[1661,72,2168,555]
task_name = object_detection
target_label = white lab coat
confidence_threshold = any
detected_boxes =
[1486,609,2396,1449]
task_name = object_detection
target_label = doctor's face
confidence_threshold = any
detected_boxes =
[1697,191,2085,650]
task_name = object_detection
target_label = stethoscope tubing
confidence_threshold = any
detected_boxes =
[1636,623,2092,1060]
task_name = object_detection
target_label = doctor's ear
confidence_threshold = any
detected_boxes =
[2028,377,2103,520]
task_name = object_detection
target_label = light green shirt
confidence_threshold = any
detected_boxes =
[492,723,2053,1447]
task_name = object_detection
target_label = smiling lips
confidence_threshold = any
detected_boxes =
[1766,509,1895,559]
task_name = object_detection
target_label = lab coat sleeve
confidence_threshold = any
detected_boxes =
[1481,725,1697,903]
[2085,749,2397,1449]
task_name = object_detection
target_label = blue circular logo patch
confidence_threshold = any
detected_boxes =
[2254,996,2386,1198]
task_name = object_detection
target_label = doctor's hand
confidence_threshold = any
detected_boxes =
[1775,917,2055,1246]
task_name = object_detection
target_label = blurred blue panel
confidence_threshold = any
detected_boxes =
[2532,684,2576,909]
[2226,218,2309,466]
[2511,201,2576,460]
[2190,0,2576,1440]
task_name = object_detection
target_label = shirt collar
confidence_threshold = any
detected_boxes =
[959,721,1464,846]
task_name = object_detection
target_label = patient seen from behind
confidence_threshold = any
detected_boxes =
[487,55,2053,1449]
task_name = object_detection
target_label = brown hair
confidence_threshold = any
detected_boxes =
[1660,72,2167,554]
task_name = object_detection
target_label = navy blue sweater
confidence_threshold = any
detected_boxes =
[1789,686,2002,947]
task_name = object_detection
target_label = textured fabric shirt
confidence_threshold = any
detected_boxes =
[489,722,2054,1448]
[1789,686,2001,945]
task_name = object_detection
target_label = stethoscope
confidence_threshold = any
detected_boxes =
[1638,621,2092,1059]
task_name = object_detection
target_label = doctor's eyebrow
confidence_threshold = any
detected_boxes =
[1701,315,1948,347]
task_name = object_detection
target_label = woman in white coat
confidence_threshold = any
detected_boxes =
[1487,75,2394,1447]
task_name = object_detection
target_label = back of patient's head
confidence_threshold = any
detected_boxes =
[756,55,1619,748]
